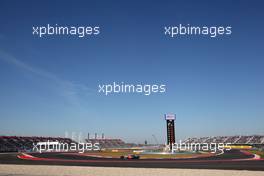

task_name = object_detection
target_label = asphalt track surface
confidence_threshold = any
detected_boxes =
[0,150,264,171]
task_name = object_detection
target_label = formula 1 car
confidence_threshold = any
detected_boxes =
[120,154,140,159]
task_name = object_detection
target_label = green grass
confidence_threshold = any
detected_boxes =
[248,150,264,158]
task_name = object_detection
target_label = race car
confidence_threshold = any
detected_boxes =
[120,154,140,159]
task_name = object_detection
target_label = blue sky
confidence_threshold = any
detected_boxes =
[0,0,263,143]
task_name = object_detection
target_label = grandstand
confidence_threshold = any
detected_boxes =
[0,136,75,152]
[2,135,263,153]
[184,135,264,145]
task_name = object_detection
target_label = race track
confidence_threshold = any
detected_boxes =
[0,150,264,171]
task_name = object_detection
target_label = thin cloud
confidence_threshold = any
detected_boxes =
[0,49,95,105]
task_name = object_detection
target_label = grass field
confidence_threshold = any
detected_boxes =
[248,150,264,158]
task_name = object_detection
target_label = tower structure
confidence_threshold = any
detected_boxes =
[165,114,176,150]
